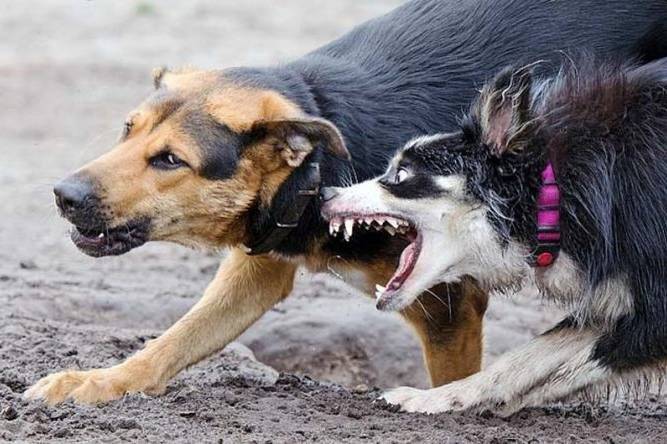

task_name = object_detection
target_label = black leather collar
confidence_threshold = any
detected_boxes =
[243,162,321,255]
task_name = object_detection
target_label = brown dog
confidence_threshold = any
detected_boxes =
[25,0,665,405]
[24,67,487,404]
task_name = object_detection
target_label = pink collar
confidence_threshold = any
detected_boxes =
[534,162,560,267]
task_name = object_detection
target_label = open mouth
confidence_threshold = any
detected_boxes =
[328,213,422,310]
[70,220,149,257]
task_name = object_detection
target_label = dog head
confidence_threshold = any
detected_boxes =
[54,67,349,257]
[322,66,543,311]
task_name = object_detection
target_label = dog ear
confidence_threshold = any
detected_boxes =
[252,117,351,167]
[477,65,535,155]
[152,66,169,90]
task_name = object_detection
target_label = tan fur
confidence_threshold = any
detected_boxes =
[206,87,303,133]
[304,248,487,386]
[403,281,488,386]
[26,67,489,404]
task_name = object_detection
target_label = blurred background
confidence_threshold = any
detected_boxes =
[0,0,558,391]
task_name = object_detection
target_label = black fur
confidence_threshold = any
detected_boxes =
[545,60,667,370]
[218,0,667,258]
[182,111,245,180]
[392,57,667,373]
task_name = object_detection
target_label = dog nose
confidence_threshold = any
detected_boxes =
[54,176,94,214]
[320,186,339,202]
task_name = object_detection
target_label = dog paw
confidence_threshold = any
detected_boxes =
[24,366,159,405]
[381,383,481,414]
[381,386,447,414]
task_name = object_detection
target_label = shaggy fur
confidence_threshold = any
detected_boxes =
[323,57,667,414]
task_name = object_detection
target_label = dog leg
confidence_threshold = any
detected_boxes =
[382,321,612,416]
[401,279,489,386]
[24,249,296,405]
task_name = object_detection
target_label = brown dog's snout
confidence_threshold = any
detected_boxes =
[53,175,96,217]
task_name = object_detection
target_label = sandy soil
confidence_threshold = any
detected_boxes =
[1,1,665,442]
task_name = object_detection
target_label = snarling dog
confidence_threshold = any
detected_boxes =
[26,0,667,405]
[322,57,667,415]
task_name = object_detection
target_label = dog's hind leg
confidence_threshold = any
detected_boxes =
[382,319,615,415]
[400,279,489,387]
[24,249,296,405]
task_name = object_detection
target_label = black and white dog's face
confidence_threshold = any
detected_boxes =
[322,67,544,311]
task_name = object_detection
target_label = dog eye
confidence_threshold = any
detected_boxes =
[149,151,187,170]
[395,168,410,183]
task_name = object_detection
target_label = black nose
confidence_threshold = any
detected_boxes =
[320,187,339,202]
[54,176,95,215]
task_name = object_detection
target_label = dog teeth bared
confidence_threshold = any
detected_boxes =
[375,284,386,299]
[344,219,354,241]
[331,219,342,236]
[329,215,411,238]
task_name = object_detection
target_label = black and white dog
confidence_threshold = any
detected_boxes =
[321,57,667,415]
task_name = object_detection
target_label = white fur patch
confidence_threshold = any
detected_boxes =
[381,327,611,416]
[586,276,634,328]
[404,133,449,151]
[537,254,634,328]
[434,175,466,195]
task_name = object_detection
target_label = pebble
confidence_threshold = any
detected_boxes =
[353,384,369,394]
[1,405,18,421]
[19,260,37,270]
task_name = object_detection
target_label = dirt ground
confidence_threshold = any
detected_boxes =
[1,1,665,442]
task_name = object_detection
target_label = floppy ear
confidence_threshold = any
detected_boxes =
[252,117,351,167]
[477,65,535,155]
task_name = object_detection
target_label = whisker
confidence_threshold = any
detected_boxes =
[423,287,453,322]
[416,297,435,323]
[326,255,347,282]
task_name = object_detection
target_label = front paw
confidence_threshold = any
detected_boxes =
[24,364,163,405]
[381,383,479,414]
[381,386,440,413]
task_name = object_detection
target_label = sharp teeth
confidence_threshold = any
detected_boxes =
[385,226,396,236]
[332,220,341,236]
[364,217,373,225]
[344,219,354,240]
[329,223,336,236]
[388,219,400,228]
[375,284,386,299]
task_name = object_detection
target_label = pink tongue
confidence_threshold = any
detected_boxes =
[388,242,416,290]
